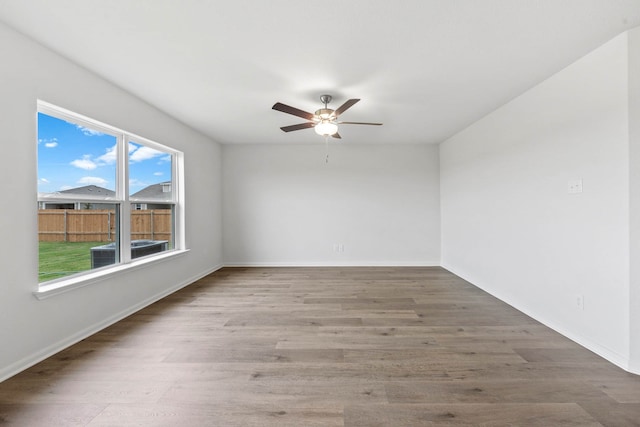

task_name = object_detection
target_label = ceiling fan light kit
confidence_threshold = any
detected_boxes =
[314,120,338,136]
[272,94,382,140]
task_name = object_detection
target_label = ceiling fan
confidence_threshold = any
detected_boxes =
[272,95,382,139]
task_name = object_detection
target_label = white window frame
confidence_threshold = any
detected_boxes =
[35,100,186,299]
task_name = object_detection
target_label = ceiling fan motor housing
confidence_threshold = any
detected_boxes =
[315,108,335,120]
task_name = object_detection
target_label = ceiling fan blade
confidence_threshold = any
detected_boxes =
[339,121,383,126]
[334,99,360,117]
[272,102,316,121]
[280,122,315,132]
[332,132,342,139]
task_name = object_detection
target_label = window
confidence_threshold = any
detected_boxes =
[37,101,182,284]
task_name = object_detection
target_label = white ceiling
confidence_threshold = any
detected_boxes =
[1,0,640,145]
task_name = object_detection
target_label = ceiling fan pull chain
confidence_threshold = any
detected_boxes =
[325,135,330,164]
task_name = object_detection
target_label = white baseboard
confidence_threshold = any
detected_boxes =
[0,263,224,383]
[223,260,441,267]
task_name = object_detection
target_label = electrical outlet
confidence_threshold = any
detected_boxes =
[568,179,583,194]
[333,244,345,253]
[576,295,584,310]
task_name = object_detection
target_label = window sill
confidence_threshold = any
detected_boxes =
[33,249,190,300]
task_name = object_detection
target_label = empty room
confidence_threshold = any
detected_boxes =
[1,1,640,425]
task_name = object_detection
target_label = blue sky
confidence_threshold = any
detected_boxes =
[37,112,172,195]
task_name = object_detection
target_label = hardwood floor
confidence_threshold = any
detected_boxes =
[1,267,640,426]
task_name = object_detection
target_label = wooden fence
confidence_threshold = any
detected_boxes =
[38,209,172,242]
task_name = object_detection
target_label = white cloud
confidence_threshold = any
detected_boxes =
[97,144,117,164]
[130,145,164,163]
[92,144,168,167]
[76,125,103,136]
[153,172,163,176]
[78,176,108,186]
[94,143,168,166]
[39,138,58,148]
[38,178,50,185]
[60,185,73,191]
[70,155,98,170]
[98,143,145,165]
[159,154,171,164]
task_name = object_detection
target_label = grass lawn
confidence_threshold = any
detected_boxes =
[39,241,106,282]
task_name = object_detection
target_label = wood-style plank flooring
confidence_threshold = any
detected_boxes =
[1,267,640,426]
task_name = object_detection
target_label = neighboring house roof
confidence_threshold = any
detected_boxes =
[131,181,172,200]
[58,185,115,197]
[51,183,171,200]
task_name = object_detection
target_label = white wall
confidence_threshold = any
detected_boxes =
[0,22,223,381]
[223,143,440,266]
[629,27,640,373]
[440,33,633,370]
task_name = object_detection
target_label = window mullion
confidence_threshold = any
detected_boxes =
[174,151,184,250]
[118,134,131,264]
